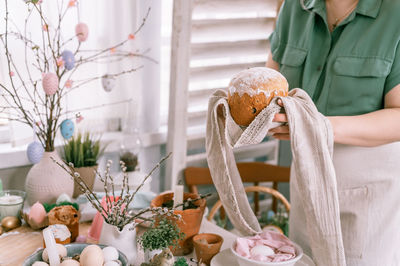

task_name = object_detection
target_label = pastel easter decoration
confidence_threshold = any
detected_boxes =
[32,262,49,266]
[60,119,74,140]
[28,201,47,225]
[103,246,119,262]
[104,262,119,266]
[56,193,71,204]
[75,23,89,42]
[27,141,44,164]
[42,73,59,96]
[60,260,80,266]
[250,245,275,257]
[61,50,75,70]
[80,245,104,266]
[42,227,62,265]
[75,112,84,123]
[101,74,116,92]
[42,243,67,263]
[75,235,87,243]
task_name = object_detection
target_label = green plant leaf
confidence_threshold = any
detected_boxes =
[138,219,184,252]
[62,131,104,167]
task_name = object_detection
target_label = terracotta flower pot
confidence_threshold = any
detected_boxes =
[150,192,206,256]
[72,165,98,198]
[193,233,223,265]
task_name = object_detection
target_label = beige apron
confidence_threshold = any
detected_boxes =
[290,142,400,266]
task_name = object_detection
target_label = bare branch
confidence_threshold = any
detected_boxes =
[63,66,144,95]
[60,99,133,116]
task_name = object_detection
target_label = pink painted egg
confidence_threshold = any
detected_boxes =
[75,23,89,42]
[42,73,59,95]
[28,201,47,224]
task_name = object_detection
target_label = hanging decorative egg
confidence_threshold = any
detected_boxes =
[56,193,72,204]
[60,119,75,140]
[101,74,116,92]
[75,23,89,42]
[61,50,75,70]
[75,112,84,123]
[27,141,44,164]
[42,73,59,96]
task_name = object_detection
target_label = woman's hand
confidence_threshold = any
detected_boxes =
[270,99,290,140]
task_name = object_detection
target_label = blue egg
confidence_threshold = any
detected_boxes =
[27,141,44,164]
[60,119,75,139]
[61,50,75,70]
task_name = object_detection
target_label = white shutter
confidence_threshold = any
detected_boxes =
[166,0,281,189]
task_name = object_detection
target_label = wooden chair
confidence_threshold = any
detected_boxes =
[184,162,290,214]
[207,185,290,222]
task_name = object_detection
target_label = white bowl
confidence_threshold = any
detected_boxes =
[230,240,303,266]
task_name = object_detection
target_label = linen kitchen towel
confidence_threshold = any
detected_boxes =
[206,88,346,266]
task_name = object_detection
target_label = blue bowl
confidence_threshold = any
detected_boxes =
[23,243,128,266]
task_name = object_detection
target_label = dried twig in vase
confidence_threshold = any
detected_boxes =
[52,152,178,231]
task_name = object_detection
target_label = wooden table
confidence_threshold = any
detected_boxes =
[0,220,236,266]
[0,222,92,266]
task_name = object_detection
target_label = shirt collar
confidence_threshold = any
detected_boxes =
[356,0,382,18]
[302,0,382,18]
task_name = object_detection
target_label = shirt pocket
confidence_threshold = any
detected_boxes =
[274,44,307,89]
[327,56,392,115]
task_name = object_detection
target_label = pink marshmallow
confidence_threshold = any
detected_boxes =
[234,231,296,262]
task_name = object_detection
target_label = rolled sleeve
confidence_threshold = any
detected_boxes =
[385,41,400,95]
[268,1,288,61]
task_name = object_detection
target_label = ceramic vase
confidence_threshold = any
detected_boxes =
[72,165,98,198]
[150,192,206,256]
[99,222,137,264]
[25,151,74,205]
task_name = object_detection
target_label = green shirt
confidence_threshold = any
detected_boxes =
[269,0,400,116]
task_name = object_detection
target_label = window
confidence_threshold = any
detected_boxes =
[165,0,281,188]
[0,0,141,147]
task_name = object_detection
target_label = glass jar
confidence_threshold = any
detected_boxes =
[119,122,141,172]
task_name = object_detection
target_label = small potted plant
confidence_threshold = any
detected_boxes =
[62,132,105,198]
[139,218,184,263]
[150,193,209,256]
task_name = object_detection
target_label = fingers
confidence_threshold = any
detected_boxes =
[272,100,289,141]
[269,125,289,134]
[273,113,288,123]
[272,133,290,140]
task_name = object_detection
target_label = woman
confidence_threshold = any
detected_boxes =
[267,0,400,265]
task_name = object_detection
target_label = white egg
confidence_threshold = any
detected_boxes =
[101,74,116,92]
[42,244,67,262]
[250,245,275,257]
[32,262,49,266]
[60,259,80,266]
[103,246,119,262]
[104,261,120,266]
[56,193,72,204]
[80,245,104,266]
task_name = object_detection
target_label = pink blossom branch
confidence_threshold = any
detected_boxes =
[74,7,150,65]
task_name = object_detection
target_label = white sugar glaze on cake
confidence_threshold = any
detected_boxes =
[48,224,71,241]
[228,67,285,97]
